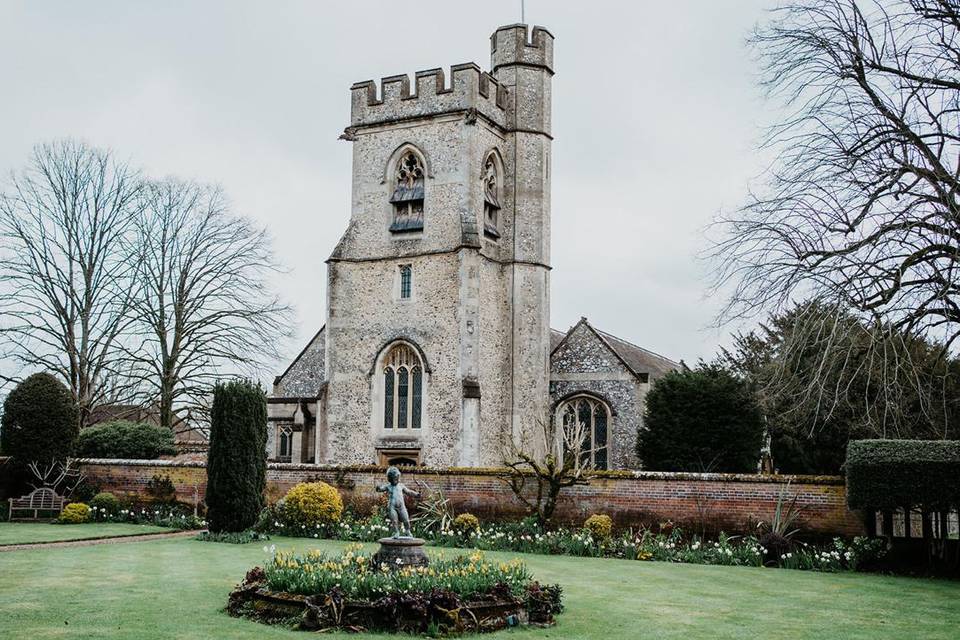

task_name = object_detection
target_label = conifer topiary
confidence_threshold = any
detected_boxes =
[1,373,79,487]
[205,379,267,533]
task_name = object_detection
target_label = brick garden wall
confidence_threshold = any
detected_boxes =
[75,459,864,537]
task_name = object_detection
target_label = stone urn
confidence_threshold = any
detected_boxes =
[371,537,429,570]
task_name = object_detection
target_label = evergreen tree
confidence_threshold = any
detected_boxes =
[638,364,764,473]
[1,373,79,492]
[205,379,267,532]
[722,302,960,474]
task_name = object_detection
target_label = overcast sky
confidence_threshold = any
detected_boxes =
[1,0,780,379]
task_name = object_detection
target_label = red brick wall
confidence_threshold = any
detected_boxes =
[75,459,864,536]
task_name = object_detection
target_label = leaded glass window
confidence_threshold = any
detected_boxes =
[559,395,610,470]
[381,343,424,430]
[400,265,412,299]
[278,424,293,463]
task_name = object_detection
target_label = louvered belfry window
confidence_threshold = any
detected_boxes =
[390,152,425,233]
[382,343,424,430]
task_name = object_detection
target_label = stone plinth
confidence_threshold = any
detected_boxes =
[371,537,429,570]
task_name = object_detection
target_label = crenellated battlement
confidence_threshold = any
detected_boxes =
[490,24,554,74]
[350,63,508,129]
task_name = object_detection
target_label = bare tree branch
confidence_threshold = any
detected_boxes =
[124,178,293,435]
[710,1,960,346]
[0,140,144,427]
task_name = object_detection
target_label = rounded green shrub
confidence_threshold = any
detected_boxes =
[59,502,91,524]
[1,373,78,468]
[638,364,764,473]
[89,492,120,514]
[205,379,267,533]
[453,512,480,533]
[584,514,613,540]
[75,421,176,459]
[281,482,344,528]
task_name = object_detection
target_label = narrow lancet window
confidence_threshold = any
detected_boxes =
[384,369,395,429]
[400,265,412,299]
[397,368,409,428]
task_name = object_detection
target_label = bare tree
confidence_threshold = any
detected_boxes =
[26,460,85,496]
[710,1,960,348]
[500,417,600,525]
[128,178,292,433]
[0,140,143,427]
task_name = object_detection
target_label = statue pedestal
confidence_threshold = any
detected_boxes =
[371,537,429,570]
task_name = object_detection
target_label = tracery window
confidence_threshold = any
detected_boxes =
[278,424,293,463]
[390,151,425,233]
[482,154,501,239]
[382,343,424,429]
[558,395,609,470]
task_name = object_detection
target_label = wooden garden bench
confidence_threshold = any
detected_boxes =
[7,487,66,521]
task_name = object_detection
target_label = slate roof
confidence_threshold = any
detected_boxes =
[594,328,680,378]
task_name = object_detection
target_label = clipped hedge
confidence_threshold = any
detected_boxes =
[75,420,176,459]
[845,440,960,511]
[206,379,267,533]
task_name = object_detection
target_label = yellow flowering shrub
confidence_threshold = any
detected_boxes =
[59,502,91,524]
[453,513,480,533]
[584,514,613,540]
[281,482,343,528]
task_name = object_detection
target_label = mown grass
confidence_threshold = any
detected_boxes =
[1,536,958,639]
[0,522,170,546]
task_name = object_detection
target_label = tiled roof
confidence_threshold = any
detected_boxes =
[594,329,680,378]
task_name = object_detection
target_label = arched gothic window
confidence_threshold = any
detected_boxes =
[558,395,609,470]
[382,343,423,429]
[278,424,293,463]
[390,151,425,233]
[482,154,501,239]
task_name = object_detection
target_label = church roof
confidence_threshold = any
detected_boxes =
[275,319,677,400]
[550,328,566,352]
[594,328,680,378]
[550,318,680,381]
[272,326,326,399]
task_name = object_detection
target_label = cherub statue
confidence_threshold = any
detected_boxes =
[376,466,421,538]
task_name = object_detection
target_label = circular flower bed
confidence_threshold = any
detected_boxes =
[228,544,563,634]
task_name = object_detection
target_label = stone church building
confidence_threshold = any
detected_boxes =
[267,24,678,470]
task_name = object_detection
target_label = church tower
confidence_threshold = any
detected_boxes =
[321,25,554,467]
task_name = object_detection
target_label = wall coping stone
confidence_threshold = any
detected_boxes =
[73,458,845,486]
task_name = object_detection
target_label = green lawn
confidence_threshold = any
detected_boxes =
[1,536,958,639]
[0,522,171,546]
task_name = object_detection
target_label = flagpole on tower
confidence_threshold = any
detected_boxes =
[521,0,525,23]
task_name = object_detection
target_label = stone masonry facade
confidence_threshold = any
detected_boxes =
[267,25,680,470]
